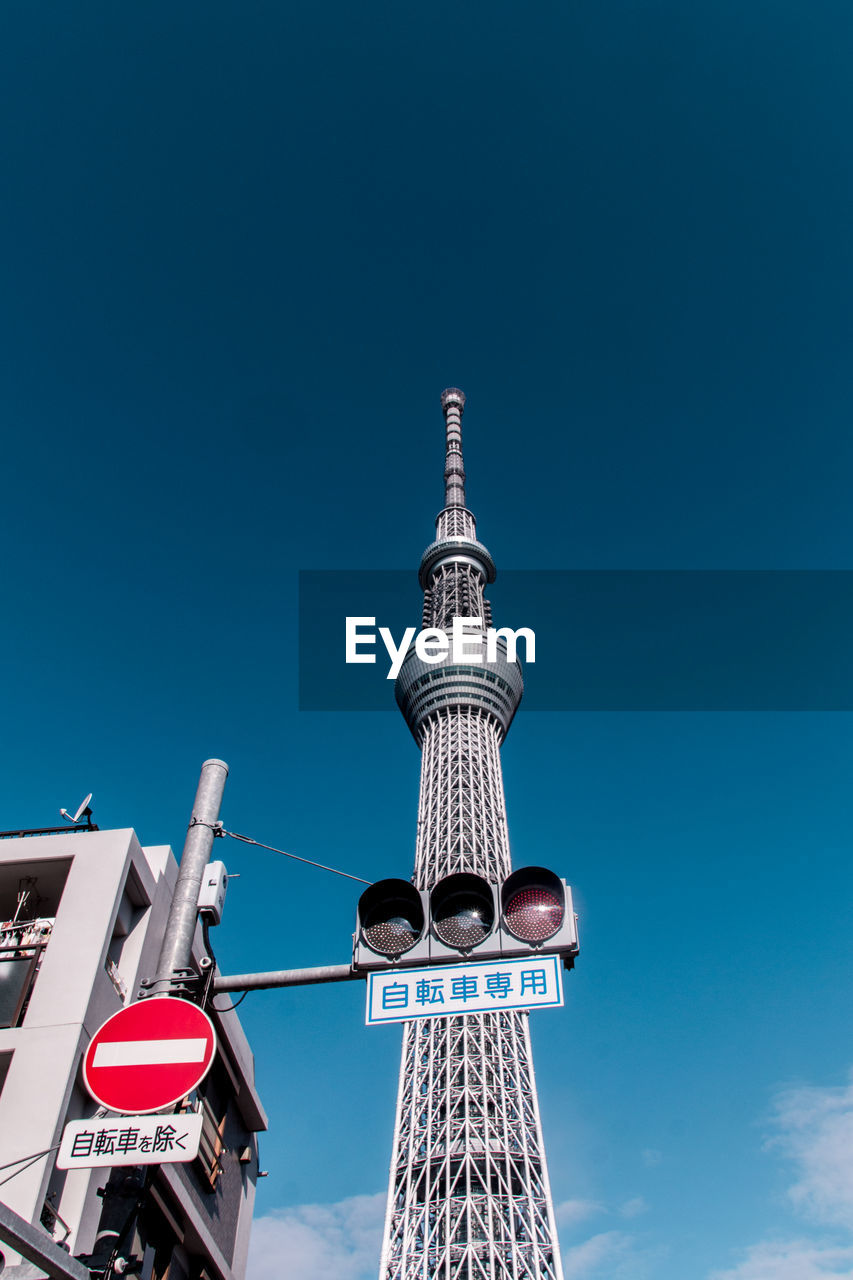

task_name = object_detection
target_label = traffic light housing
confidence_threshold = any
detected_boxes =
[353,867,578,971]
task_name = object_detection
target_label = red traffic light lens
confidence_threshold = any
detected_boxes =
[504,885,563,942]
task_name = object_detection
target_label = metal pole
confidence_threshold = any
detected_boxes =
[76,1168,148,1277]
[0,1197,91,1280]
[146,758,228,998]
[213,963,360,993]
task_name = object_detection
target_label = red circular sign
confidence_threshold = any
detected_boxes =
[83,998,217,1114]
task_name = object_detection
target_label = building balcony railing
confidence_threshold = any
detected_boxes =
[0,918,54,1028]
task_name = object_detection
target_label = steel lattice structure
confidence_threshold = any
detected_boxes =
[380,390,564,1280]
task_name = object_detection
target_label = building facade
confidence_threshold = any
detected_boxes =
[381,391,564,1279]
[0,826,265,1280]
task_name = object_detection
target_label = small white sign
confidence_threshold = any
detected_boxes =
[57,1113,204,1169]
[366,955,564,1025]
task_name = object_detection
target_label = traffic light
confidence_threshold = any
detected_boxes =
[356,878,426,961]
[353,867,578,971]
[429,873,496,961]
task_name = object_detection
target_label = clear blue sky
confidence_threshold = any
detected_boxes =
[3,3,853,1278]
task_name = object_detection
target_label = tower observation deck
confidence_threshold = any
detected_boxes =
[379,391,564,1279]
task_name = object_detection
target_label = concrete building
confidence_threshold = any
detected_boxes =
[0,825,266,1280]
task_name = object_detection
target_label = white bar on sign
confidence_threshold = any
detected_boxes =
[92,1038,208,1068]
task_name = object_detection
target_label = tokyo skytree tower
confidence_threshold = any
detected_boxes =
[380,389,564,1279]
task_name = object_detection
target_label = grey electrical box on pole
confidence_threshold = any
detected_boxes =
[145,758,228,997]
[197,859,228,924]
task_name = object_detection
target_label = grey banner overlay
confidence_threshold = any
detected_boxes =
[299,570,853,711]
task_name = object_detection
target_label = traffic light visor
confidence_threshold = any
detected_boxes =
[501,867,565,943]
[430,873,495,950]
[358,879,425,957]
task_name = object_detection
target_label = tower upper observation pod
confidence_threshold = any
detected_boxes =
[395,390,524,745]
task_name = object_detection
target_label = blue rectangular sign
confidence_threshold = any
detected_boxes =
[366,955,564,1025]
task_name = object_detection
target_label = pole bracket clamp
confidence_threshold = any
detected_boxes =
[188,818,224,837]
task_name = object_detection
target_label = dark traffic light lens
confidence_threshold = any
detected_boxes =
[504,886,563,942]
[433,893,495,949]
[363,904,421,955]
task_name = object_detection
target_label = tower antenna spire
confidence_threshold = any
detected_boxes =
[440,387,467,508]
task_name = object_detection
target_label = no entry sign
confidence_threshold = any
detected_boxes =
[83,998,217,1114]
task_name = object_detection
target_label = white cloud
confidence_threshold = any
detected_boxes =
[641,1148,662,1167]
[770,1073,853,1229]
[251,1194,654,1280]
[247,1192,385,1280]
[709,1238,853,1280]
[554,1197,605,1226]
[563,1231,635,1278]
[707,1068,853,1279]
[620,1196,649,1218]
[562,1229,663,1280]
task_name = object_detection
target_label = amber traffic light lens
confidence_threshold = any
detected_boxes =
[504,885,563,942]
[433,891,495,949]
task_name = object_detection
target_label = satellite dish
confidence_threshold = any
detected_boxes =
[74,793,93,823]
[60,794,93,824]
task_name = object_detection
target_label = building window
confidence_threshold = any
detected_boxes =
[105,866,150,1005]
[138,1183,188,1280]
[0,1051,12,1098]
[40,1194,71,1245]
